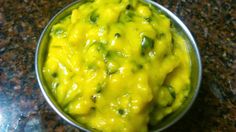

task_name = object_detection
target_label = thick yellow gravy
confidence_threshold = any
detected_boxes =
[43,0,191,131]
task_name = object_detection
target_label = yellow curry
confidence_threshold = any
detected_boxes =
[43,0,191,131]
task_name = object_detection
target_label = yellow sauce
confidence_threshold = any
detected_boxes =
[43,0,191,131]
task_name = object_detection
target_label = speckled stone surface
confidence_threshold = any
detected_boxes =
[0,0,235,131]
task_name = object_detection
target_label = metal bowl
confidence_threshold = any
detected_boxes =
[35,0,202,131]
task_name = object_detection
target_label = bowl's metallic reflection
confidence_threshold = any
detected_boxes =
[35,0,202,131]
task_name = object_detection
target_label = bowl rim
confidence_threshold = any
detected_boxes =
[147,0,202,131]
[35,0,202,131]
[35,0,91,131]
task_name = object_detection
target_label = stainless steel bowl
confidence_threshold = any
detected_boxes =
[35,0,202,131]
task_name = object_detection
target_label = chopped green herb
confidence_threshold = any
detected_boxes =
[118,109,125,115]
[137,64,143,69]
[91,107,96,110]
[106,61,119,75]
[55,28,64,36]
[96,82,106,93]
[141,36,154,56]
[115,33,121,38]
[107,69,118,75]
[166,85,176,99]
[96,88,102,93]
[144,17,151,22]
[156,33,165,39]
[126,10,134,19]
[87,63,97,70]
[119,10,135,22]
[97,43,106,52]
[52,72,58,78]
[91,95,97,103]
[105,51,123,75]
[52,82,59,89]
[126,4,132,10]
[90,11,99,23]
[105,50,124,60]
[51,26,67,38]
[128,0,137,8]
[131,61,144,73]
[157,86,175,107]
[96,42,108,58]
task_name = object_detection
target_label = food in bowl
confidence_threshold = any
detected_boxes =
[43,0,191,131]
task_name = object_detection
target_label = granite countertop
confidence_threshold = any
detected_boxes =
[0,0,235,131]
